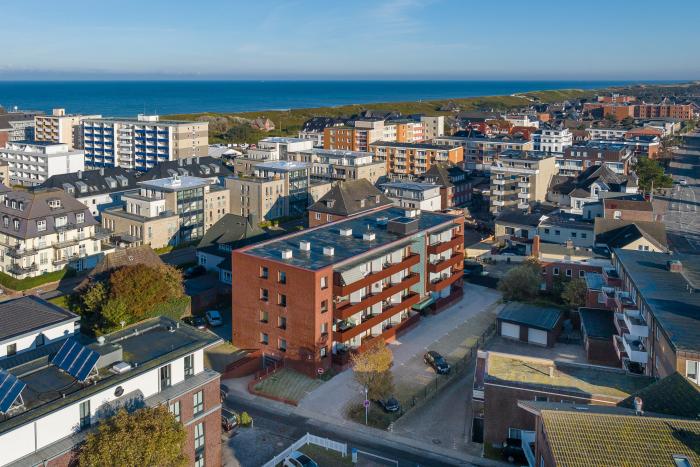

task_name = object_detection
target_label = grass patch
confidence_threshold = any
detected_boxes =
[299,444,353,467]
[0,268,75,292]
[153,245,174,255]
[254,368,323,404]
[345,401,400,430]
[203,342,247,373]
[48,295,70,309]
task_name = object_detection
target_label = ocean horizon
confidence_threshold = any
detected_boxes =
[0,79,679,117]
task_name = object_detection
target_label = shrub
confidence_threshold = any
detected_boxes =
[498,264,541,301]
[240,411,253,426]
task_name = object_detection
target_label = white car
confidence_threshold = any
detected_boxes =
[679,179,688,186]
[283,451,318,467]
[205,310,223,327]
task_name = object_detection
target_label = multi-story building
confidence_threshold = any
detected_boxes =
[582,102,695,120]
[324,120,385,152]
[433,135,533,172]
[0,188,111,278]
[369,142,463,178]
[288,148,386,184]
[102,175,229,248]
[232,206,465,376]
[421,115,445,140]
[307,179,393,227]
[81,115,208,171]
[298,116,347,147]
[504,114,539,129]
[489,150,558,214]
[0,141,84,187]
[560,141,634,176]
[585,127,627,140]
[34,108,101,149]
[141,156,233,184]
[322,116,440,152]
[422,163,471,208]
[380,181,443,211]
[597,93,635,103]
[0,311,222,467]
[39,167,140,218]
[246,137,314,161]
[0,109,44,142]
[532,127,572,154]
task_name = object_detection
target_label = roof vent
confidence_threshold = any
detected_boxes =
[97,336,106,346]
[376,216,389,225]
[339,227,353,237]
[111,362,132,374]
[667,260,683,273]
[404,209,418,218]
[363,231,376,242]
[281,249,293,259]
[323,246,335,256]
[299,240,311,251]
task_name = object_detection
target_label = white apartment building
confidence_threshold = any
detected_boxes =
[34,109,101,150]
[533,127,573,154]
[421,115,445,140]
[505,114,540,129]
[585,127,627,140]
[0,142,84,187]
[489,150,558,214]
[0,188,112,278]
[380,181,442,211]
[246,137,314,161]
[288,148,387,184]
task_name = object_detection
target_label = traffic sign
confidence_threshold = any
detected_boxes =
[363,399,370,408]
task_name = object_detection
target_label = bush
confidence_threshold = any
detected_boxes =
[498,263,541,301]
[239,411,253,426]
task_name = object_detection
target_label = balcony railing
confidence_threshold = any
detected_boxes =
[428,271,462,292]
[614,312,629,336]
[334,273,420,321]
[623,310,648,338]
[333,253,420,296]
[622,334,648,364]
[427,253,463,274]
[427,234,464,255]
[333,292,420,342]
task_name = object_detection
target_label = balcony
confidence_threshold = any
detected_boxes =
[517,192,530,199]
[6,245,40,259]
[333,292,420,342]
[492,200,506,207]
[622,334,648,364]
[491,189,510,196]
[334,253,420,296]
[614,290,636,311]
[517,202,529,210]
[623,310,648,338]
[518,181,531,188]
[427,234,464,255]
[427,253,463,274]
[334,273,420,321]
[614,312,629,335]
[492,179,506,186]
[428,271,462,292]
[613,334,627,362]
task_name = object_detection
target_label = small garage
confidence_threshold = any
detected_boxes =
[497,302,563,347]
[579,307,618,366]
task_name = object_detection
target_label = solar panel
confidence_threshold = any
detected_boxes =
[51,338,99,382]
[0,369,26,413]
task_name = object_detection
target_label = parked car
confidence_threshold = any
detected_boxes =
[679,179,688,186]
[183,315,207,330]
[424,350,451,374]
[220,383,230,402]
[375,396,401,413]
[221,409,239,433]
[205,310,223,327]
[283,451,318,467]
[184,265,206,279]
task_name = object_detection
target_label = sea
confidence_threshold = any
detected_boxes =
[0,80,673,117]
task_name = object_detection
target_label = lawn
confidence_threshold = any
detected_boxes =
[254,368,323,404]
[299,444,353,467]
[48,295,70,309]
[203,342,247,373]
[345,401,401,430]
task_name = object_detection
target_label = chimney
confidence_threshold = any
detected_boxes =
[667,260,683,273]
[634,396,644,415]
[532,235,541,258]
[299,240,311,251]
[565,239,574,249]
[549,366,555,378]
[77,170,82,180]
[100,167,105,176]
[323,246,335,256]
[281,249,293,260]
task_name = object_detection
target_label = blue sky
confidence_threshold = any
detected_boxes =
[1,0,699,80]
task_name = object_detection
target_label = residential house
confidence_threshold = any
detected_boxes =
[422,163,471,208]
[34,108,101,149]
[560,141,634,176]
[380,181,443,212]
[594,218,668,253]
[307,179,393,227]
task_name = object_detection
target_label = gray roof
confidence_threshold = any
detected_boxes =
[197,214,266,252]
[495,209,544,228]
[0,296,78,343]
[308,180,392,217]
[370,141,454,150]
[580,307,616,340]
[595,218,667,251]
[140,156,232,180]
[498,302,562,330]
[614,249,700,352]
[38,167,140,198]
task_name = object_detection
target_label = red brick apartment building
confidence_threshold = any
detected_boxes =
[583,102,695,120]
[232,206,464,376]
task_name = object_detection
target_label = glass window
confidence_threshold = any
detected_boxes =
[278,271,286,284]
[260,266,268,279]
[193,390,204,415]
[79,400,91,430]
[36,219,46,231]
[278,316,287,330]
[687,361,699,384]
[508,428,522,440]
[320,299,328,313]
[320,276,328,289]
[184,354,194,378]
[260,333,268,344]
[278,339,287,352]
[76,212,85,224]
[160,364,171,390]
[260,310,268,323]
[169,400,181,422]
[260,288,268,301]
[194,422,205,458]
[6,343,16,356]
[278,294,287,307]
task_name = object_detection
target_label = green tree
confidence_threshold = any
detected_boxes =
[351,340,394,400]
[498,263,541,301]
[108,264,184,320]
[79,406,186,467]
[633,157,673,192]
[561,278,587,310]
[620,116,635,128]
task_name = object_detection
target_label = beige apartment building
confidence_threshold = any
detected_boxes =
[288,148,387,184]
[102,175,228,249]
[490,150,558,214]
[34,108,101,149]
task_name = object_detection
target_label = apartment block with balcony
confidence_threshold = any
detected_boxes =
[433,135,533,172]
[560,141,634,176]
[288,148,387,184]
[0,109,44,142]
[0,141,85,187]
[489,150,558,214]
[0,313,222,467]
[34,108,101,150]
[370,141,463,178]
[379,181,443,211]
[246,137,315,161]
[231,206,464,377]
[0,188,112,278]
[81,115,208,171]
[532,127,572,154]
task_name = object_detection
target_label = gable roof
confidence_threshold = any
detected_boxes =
[602,198,653,212]
[0,296,78,343]
[197,213,266,251]
[422,164,454,187]
[594,218,668,251]
[81,245,165,288]
[308,180,392,217]
[619,372,700,419]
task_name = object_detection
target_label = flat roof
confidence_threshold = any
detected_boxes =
[580,307,616,340]
[83,117,201,125]
[299,148,373,158]
[498,302,562,330]
[369,141,454,150]
[260,137,307,143]
[486,353,653,399]
[499,149,554,161]
[138,176,209,191]
[255,160,311,171]
[241,206,458,271]
[380,181,441,191]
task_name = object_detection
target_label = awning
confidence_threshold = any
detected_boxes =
[412,296,436,311]
[339,267,364,286]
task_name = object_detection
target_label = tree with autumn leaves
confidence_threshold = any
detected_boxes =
[351,340,395,400]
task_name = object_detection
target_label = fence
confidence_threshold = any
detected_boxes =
[396,322,496,420]
[262,433,347,467]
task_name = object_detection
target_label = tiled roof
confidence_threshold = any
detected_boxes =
[308,180,392,217]
[595,218,668,250]
[197,214,266,250]
[0,296,78,342]
[38,167,140,197]
[140,156,232,180]
[619,372,700,419]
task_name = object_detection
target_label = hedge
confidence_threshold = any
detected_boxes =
[0,267,76,292]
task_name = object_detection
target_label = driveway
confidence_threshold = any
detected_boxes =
[298,283,502,420]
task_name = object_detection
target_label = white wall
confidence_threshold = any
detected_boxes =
[0,322,75,359]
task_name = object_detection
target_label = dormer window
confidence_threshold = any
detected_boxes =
[55,216,67,228]
[37,219,46,232]
[13,219,19,231]
[2,216,8,228]
[48,199,62,209]
[76,213,85,224]
[11,201,16,209]
[18,202,23,211]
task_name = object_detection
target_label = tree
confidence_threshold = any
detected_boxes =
[634,157,673,192]
[498,263,541,301]
[561,278,587,310]
[620,116,635,128]
[351,340,394,400]
[79,406,186,467]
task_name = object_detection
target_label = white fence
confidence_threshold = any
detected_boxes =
[262,432,348,467]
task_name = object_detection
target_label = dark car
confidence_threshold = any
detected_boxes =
[220,383,230,402]
[221,409,239,432]
[184,265,206,279]
[375,397,401,413]
[183,315,207,330]
[424,350,451,374]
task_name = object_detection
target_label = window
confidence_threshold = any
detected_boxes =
[571,232,577,238]
[278,293,287,307]
[687,361,699,384]
[320,276,328,289]
[579,270,586,278]
[278,316,287,330]
[12,219,19,231]
[76,212,85,224]
[315,212,321,220]
[260,288,268,301]
[36,219,46,232]
[320,346,328,358]
[160,364,171,390]
[193,390,204,415]
[260,266,268,279]
[184,354,194,378]
[320,322,329,335]
[327,215,332,221]
[543,228,550,234]
[194,422,205,467]
[278,271,286,284]
[320,299,328,313]
[534,396,548,402]
[613,210,622,219]
[505,227,515,235]
[508,428,522,440]
[674,455,692,467]
[169,400,181,422]
[581,233,587,239]
[260,310,269,323]
[566,269,572,277]
[55,216,67,227]
[260,333,269,345]
[79,400,91,430]
[6,343,16,356]
[553,267,560,276]
[36,333,45,347]
[278,338,287,352]
[555,230,560,236]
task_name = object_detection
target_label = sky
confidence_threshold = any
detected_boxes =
[1,0,699,80]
